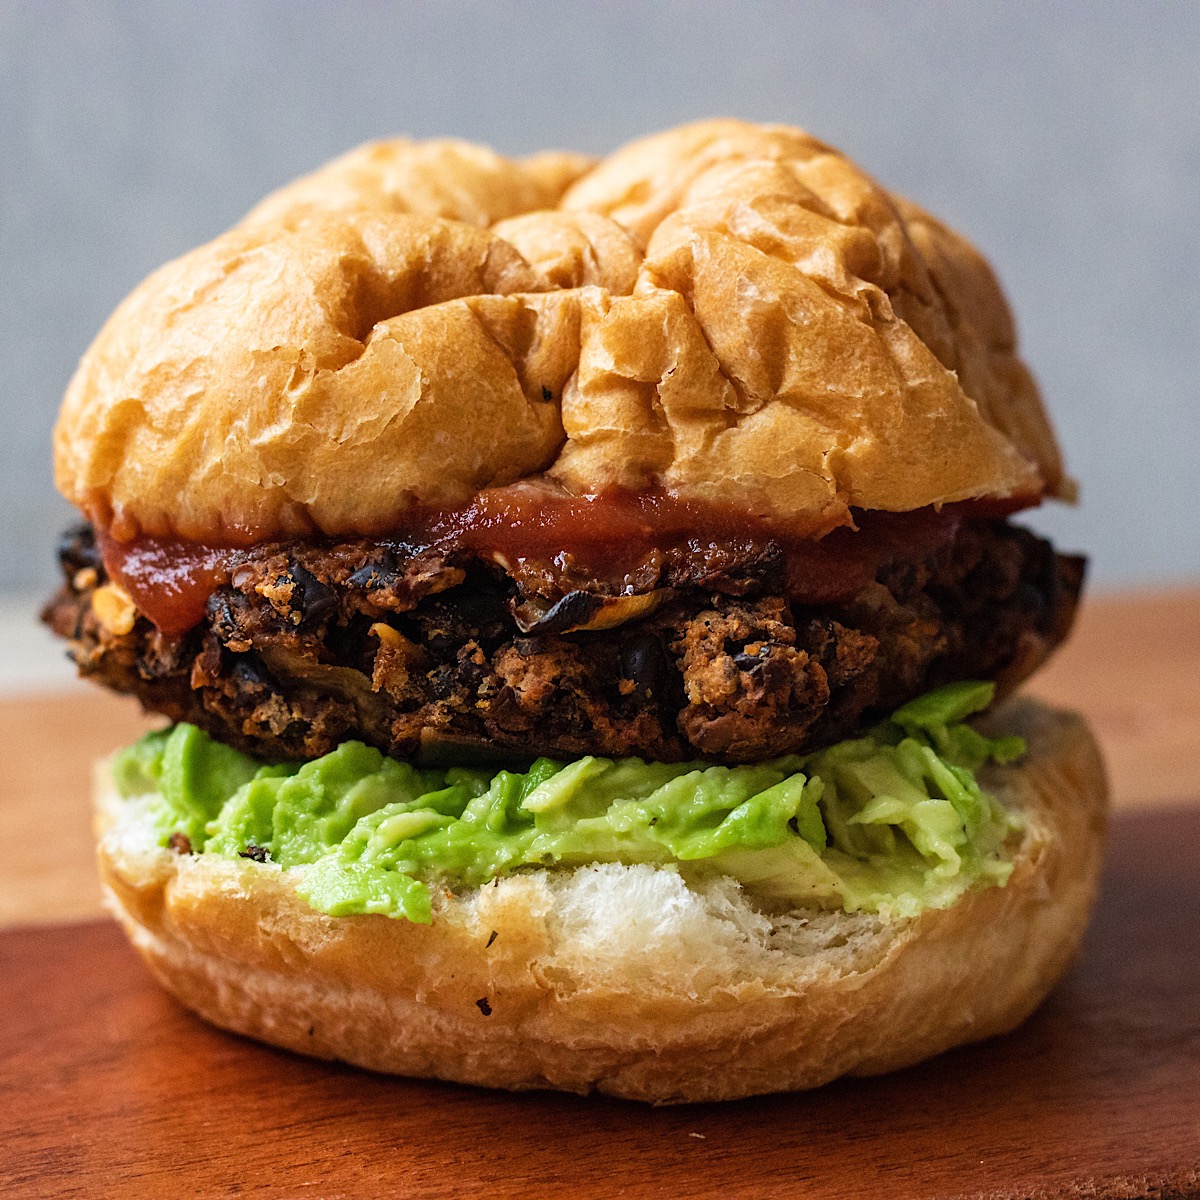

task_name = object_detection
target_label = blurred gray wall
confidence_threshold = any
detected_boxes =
[3,0,1198,593]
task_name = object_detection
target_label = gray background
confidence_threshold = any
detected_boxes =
[3,0,1197,594]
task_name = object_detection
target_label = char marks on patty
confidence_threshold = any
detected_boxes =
[44,519,1084,765]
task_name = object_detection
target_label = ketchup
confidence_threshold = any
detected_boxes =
[96,526,231,637]
[96,484,1038,637]
[413,486,834,556]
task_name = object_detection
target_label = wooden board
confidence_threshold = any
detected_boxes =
[2,806,1197,1200]
[0,687,151,926]
[1025,588,1200,811]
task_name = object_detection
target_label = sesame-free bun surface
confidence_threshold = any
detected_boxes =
[57,120,1068,544]
[96,698,1106,1104]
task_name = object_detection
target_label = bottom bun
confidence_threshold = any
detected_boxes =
[95,696,1107,1104]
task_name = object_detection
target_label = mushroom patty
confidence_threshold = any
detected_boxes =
[43,519,1083,765]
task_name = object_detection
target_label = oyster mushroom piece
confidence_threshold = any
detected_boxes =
[511,589,666,635]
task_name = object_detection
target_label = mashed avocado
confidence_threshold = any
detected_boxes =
[112,681,1024,924]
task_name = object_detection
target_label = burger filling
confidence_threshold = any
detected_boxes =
[110,680,1023,923]
[46,503,1082,922]
[45,513,1081,766]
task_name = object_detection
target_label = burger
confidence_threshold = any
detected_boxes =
[44,120,1107,1103]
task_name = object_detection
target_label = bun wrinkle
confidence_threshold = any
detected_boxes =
[97,698,1107,1103]
[57,120,1068,542]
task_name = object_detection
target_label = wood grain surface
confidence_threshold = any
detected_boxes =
[1024,588,1200,812]
[3,804,1197,1200]
[0,685,149,927]
[3,588,1198,930]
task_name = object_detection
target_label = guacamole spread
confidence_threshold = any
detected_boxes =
[112,681,1025,924]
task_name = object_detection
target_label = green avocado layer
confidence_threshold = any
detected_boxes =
[112,681,1025,924]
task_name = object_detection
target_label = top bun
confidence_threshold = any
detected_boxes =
[55,121,1068,544]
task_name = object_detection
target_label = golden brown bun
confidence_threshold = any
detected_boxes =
[96,698,1106,1103]
[56,119,1068,542]
[243,137,596,228]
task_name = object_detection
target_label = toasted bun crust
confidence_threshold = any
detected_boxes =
[57,120,1067,543]
[96,698,1106,1103]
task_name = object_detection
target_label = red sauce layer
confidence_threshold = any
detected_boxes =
[98,485,1037,637]
[96,527,232,636]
